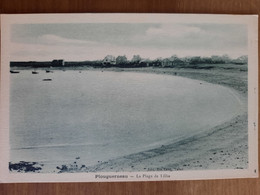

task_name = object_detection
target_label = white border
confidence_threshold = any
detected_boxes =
[0,13,258,183]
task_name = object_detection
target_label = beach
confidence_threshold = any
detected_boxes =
[9,65,248,173]
[81,65,248,172]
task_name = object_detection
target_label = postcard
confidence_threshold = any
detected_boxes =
[0,13,258,182]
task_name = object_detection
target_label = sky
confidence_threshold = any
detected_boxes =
[10,23,247,61]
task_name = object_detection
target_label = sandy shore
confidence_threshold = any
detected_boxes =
[79,66,248,172]
[9,65,248,173]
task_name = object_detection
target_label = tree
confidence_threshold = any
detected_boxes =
[131,55,142,63]
[116,55,128,65]
[190,56,201,65]
[211,55,225,64]
[221,54,231,63]
[232,55,248,64]
[169,55,179,61]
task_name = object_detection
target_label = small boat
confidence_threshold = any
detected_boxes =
[42,79,52,81]
[32,71,39,74]
[10,70,20,74]
[46,69,53,73]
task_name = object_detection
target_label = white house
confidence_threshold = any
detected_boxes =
[103,55,116,66]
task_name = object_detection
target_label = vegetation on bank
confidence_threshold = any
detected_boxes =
[10,54,248,69]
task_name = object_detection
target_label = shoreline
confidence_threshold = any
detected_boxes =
[9,66,248,173]
[79,67,248,172]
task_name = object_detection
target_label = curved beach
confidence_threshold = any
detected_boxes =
[81,66,248,172]
[9,65,248,173]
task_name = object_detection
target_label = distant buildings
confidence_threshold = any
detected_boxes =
[9,55,248,68]
[102,55,116,66]
[139,59,151,67]
[51,59,64,66]
[10,59,65,68]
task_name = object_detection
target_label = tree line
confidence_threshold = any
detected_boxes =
[99,54,248,68]
[10,54,248,68]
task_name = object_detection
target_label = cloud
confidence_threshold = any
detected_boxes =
[9,23,247,61]
[129,24,207,49]
[146,24,202,38]
[10,40,247,62]
[37,34,99,47]
[9,34,120,61]
[129,23,246,53]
